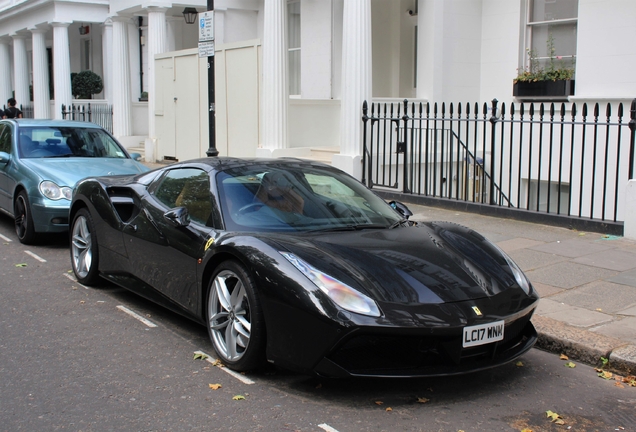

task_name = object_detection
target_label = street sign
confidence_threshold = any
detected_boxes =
[198,41,215,58]
[198,11,214,42]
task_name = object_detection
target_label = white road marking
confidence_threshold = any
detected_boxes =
[318,424,340,432]
[24,250,46,262]
[194,350,256,385]
[0,233,12,242]
[63,272,89,289]
[116,305,158,328]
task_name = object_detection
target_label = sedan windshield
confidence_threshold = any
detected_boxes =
[217,164,403,233]
[19,126,129,159]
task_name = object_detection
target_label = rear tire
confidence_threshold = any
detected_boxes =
[207,261,265,371]
[70,208,100,286]
[14,191,36,245]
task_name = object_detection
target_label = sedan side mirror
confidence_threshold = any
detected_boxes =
[164,207,191,227]
[389,200,413,219]
[129,152,142,161]
[0,151,10,165]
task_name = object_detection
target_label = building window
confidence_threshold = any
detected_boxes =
[525,0,578,75]
[80,39,91,71]
[288,1,300,96]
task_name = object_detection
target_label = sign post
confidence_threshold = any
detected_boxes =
[198,1,218,156]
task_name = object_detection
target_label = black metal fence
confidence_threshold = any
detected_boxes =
[61,103,113,133]
[362,98,636,231]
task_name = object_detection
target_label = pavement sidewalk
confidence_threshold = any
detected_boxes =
[406,203,636,376]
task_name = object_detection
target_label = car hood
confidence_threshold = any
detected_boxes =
[21,158,147,187]
[270,221,524,305]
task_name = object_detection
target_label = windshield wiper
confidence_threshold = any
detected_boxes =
[388,218,409,229]
[44,153,75,158]
[307,223,387,233]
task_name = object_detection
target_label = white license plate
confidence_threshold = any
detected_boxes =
[462,320,505,348]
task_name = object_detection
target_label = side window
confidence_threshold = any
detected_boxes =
[154,168,212,225]
[0,125,11,153]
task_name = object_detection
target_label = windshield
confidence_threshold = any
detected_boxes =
[217,164,403,233]
[18,126,129,159]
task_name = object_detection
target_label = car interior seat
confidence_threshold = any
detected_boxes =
[174,176,213,224]
[254,171,304,214]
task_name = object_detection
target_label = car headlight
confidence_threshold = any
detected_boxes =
[280,252,381,317]
[39,181,72,201]
[504,254,531,295]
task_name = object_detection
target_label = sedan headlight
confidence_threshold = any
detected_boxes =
[39,181,72,201]
[280,252,381,317]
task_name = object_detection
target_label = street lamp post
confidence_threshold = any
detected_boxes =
[205,0,218,156]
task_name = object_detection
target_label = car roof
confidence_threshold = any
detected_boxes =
[1,119,105,129]
[177,157,335,172]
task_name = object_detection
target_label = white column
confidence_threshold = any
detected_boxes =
[11,34,30,109]
[258,0,288,153]
[416,0,443,101]
[147,7,167,140]
[111,16,132,137]
[0,38,12,107]
[333,0,372,177]
[102,19,113,104]
[52,22,72,119]
[31,27,51,119]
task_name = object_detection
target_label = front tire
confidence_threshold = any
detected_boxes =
[70,208,100,285]
[14,191,36,244]
[207,261,265,371]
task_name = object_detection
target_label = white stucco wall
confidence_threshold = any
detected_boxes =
[625,180,636,240]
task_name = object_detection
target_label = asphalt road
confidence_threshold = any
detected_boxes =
[1,213,635,432]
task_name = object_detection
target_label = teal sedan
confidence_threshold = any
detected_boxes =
[0,119,150,244]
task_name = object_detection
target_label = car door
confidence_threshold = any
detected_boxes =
[123,167,215,317]
[0,124,15,212]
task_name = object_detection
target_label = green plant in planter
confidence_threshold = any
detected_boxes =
[514,34,575,83]
[72,70,104,99]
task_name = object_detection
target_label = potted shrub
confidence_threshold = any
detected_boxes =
[72,70,104,99]
[513,34,575,98]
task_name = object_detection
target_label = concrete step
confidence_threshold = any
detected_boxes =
[307,146,339,164]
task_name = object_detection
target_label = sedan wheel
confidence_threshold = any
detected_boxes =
[70,208,100,285]
[14,191,36,244]
[207,261,265,371]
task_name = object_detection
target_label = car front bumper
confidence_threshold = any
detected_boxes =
[31,201,70,233]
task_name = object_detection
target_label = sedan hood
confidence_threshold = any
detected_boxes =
[21,158,147,187]
[272,222,521,305]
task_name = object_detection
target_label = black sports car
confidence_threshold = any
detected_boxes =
[69,157,539,378]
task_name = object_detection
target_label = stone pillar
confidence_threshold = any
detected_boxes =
[111,16,133,137]
[257,0,288,154]
[11,34,30,109]
[31,27,51,119]
[102,19,113,104]
[416,0,443,101]
[52,22,72,119]
[333,0,372,178]
[0,38,12,107]
[147,6,167,141]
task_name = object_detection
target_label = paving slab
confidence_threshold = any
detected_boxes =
[496,237,545,253]
[507,248,569,272]
[525,261,617,289]
[532,281,566,298]
[607,269,636,288]
[617,305,636,316]
[591,317,636,345]
[529,238,616,258]
[548,280,636,314]
[573,249,636,271]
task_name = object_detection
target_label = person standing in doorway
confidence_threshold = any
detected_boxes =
[5,98,23,118]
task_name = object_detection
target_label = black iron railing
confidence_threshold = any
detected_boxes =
[61,103,113,133]
[362,98,636,226]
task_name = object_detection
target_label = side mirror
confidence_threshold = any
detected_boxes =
[129,152,142,161]
[389,200,413,219]
[164,207,191,227]
[0,151,10,165]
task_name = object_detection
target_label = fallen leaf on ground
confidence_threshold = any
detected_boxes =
[615,382,625,388]
[621,376,636,386]
[598,371,613,380]
[417,397,430,403]
[209,383,222,390]
[546,410,565,425]
[193,352,209,360]
[385,407,392,412]
[516,361,524,367]
[559,354,569,360]
[211,359,224,367]
[564,362,576,368]
[521,429,534,432]
[79,300,85,304]
[232,395,245,401]
[15,263,27,267]
[374,401,383,405]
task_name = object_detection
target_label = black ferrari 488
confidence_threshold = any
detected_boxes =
[69,157,538,378]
